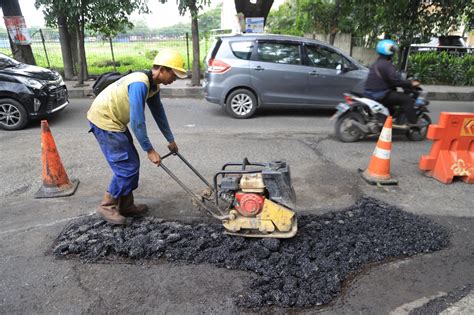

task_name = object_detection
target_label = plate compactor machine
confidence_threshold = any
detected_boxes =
[159,152,298,238]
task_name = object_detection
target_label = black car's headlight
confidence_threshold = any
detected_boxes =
[16,77,46,90]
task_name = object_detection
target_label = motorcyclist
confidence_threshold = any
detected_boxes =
[364,39,420,128]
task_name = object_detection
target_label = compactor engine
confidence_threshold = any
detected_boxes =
[160,154,298,238]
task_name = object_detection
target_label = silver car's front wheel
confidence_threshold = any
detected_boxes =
[226,89,257,119]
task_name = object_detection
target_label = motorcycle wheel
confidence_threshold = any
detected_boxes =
[406,113,432,141]
[335,111,365,142]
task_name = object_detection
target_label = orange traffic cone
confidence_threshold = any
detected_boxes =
[360,116,398,185]
[35,120,79,198]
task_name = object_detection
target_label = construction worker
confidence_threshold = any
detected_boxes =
[364,39,420,128]
[87,49,187,225]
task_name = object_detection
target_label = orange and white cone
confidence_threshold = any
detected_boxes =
[35,120,80,198]
[360,116,398,185]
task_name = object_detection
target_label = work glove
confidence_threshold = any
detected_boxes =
[147,149,161,166]
[168,141,179,153]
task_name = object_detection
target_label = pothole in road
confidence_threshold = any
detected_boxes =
[53,197,449,308]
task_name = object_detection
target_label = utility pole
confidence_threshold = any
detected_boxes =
[0,0,36,64]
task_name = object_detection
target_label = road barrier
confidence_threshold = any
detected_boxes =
[419,112,474,184]
[361,116,398,185]
[35,120,79,198]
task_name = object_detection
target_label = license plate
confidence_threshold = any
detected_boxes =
[330,103,350,120]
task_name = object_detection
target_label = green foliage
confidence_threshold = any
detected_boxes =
[12,36,212,76]
[408,52,474,86]
[35,0,149,37]
[267,1,303,35]
[197,3,222,36]
[158,0,211,17]
[268,0,360,38]
[157,23,191,37]
[267,1,471,46]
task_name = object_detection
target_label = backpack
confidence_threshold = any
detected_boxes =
[92,70,154,96]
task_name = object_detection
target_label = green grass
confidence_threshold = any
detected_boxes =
[1,37,211,76]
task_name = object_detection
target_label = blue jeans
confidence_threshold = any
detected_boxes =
[89,122,140,199]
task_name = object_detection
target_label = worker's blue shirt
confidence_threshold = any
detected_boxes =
[128,82,174,152]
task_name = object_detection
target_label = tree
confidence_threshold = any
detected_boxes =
[355,0,473,69]
[266,1,302,35]
[268,0,471,69]
[296,0,353,45]
[143,4,220,39]
[0,0,36,64]
[158,0,211,86]
[267,0,353,44]
[234,0,274,26]
[198,3,221,36]
[35,0,149,83]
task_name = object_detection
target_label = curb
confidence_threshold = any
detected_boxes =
[68,88,473,102]
[68,87,204,99]
[426,91,474,102]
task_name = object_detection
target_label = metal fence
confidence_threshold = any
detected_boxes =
[0,28,214,76]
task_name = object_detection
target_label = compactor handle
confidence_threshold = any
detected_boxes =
[161,151,213,190]
[158,151,225,219]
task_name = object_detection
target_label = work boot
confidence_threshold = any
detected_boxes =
[119,192,148,217]
[96,192,126,225]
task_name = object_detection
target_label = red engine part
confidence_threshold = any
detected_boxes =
[235,193,265,217]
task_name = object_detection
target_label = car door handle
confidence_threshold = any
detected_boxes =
[309,71,319,76]
[253,66,265,71]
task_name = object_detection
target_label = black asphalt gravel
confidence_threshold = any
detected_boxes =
[53,197,450,308]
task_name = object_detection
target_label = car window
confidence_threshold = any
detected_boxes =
[230,41,254,60]
[206,38,221,62]
[305,45,350,70]
[256,41,301,65]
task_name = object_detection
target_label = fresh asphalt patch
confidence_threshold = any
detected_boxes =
[53,197,449,308]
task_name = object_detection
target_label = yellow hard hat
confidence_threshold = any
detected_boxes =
[153,49,187,78]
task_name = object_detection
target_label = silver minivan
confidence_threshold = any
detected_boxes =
[204,34,368,118]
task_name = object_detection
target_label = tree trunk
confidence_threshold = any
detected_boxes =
[69,27,79,75]
[80,23,88,79]
[190,13,200,86]
[234,0,274,25]
[328,32,337,46]
[328,0,341,46]
[1,0,36,65]
[75,18,87,85]
[57,15,74,79]
[399,45,410,73]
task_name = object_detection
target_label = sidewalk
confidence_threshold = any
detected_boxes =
[66,78,203,99]
[66,79,474,102]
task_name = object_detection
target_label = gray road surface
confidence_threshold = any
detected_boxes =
[1,98,473,313]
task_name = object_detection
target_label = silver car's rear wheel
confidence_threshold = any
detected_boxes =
[226,89,257,119]
[0,98,28,130]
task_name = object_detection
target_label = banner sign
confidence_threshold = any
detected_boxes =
[245,17,264,33]
[4,16,31,45]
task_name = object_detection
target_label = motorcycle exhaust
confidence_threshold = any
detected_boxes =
[347,120,370,134]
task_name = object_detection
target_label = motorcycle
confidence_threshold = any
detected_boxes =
[333,87,431,142]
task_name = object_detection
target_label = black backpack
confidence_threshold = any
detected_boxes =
[92,70,154,96]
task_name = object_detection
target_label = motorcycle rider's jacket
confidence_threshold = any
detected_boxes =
[364,56,412,100]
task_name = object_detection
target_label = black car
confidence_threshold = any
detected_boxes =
[0,53,69,130]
